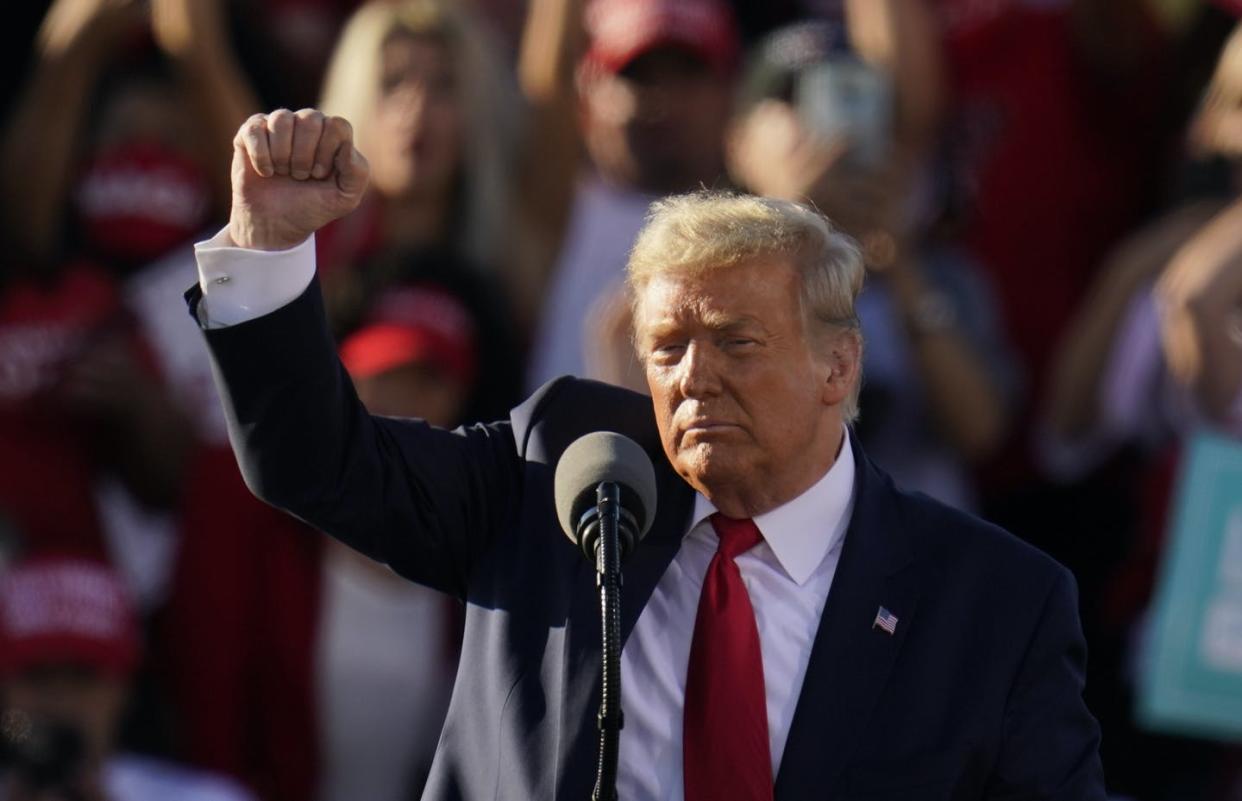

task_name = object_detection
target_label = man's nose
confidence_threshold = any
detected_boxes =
[677,342,722,398]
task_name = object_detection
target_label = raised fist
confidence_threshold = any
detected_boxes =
[228,108,370,251]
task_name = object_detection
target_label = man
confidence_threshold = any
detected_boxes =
[527,0,739,389]
[188,109,1105,799]
[0,556,254,801]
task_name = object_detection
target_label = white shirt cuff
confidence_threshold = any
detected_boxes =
[194,227,316,328]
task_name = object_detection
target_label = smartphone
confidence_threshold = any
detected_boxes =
[794,55,893,166]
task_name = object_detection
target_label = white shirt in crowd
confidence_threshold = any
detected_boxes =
[525,175,655,392]
[0,755,253,801]
[316,545,454,801]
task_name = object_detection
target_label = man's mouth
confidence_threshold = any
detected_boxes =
[681,419,740,437]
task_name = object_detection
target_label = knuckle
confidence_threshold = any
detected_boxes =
[329,116,353,137]
[268,108,294,128]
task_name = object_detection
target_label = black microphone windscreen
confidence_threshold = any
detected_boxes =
[554,431,657,546]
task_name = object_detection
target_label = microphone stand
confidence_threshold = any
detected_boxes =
[590,481,625,801]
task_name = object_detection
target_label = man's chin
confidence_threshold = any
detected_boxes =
[676,443,747,493]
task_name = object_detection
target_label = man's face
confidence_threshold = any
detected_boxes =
[635,258,849,516]
[580,47,732,195]
[366,33,463,201]
[354,361,467,427]
[2,664,126,770]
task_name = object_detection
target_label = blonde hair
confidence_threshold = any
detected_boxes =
[1193,21,1242,159]
[626,191,866,422]
[318,0,518,268]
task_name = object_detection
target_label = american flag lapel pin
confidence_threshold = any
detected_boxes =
[873,606,898,636]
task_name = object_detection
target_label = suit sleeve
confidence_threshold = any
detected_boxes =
[190,277,523,599]
[987,569,1107,800]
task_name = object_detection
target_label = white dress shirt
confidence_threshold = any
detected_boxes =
[193,231,858,799]
[617,437,855,800]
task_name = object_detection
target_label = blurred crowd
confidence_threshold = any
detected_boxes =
[0,0,1240,799]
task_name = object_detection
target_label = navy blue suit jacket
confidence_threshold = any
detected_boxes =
[192,278,1105,800]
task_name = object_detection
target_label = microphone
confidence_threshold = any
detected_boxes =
[554,431,657,560]
[553,431,657,801]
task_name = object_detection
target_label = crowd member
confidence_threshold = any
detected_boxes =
[312,0,517,280]
[722,20,1014,510]
[1046,15,1242,472]
[0,556,253,801]
[0,261,173,566]
[901,4,1187,750]
[123,0,586,463]
[332,248,524,423]
[0,0,292,776]
[1043,21,1242,797]
[2,0,256,266]
[1158,208,1242,425]
[310,0,580,334]
[162,284,476,801]
[526,0,740,389]
[1043,199,1242,799]
[585,10,1010,510]
[0,0,260,609]
[925,0,1169,430]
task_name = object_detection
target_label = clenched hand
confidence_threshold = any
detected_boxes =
[228,108,370,251]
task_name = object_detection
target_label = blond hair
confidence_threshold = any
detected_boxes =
[1193,21,1242,159]
[318,0,518,268]
[626,191,866,422]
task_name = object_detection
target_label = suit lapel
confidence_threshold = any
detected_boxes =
[556,453,693,797]
[774,435,924,800]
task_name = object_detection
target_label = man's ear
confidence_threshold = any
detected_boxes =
[820,330,862,406]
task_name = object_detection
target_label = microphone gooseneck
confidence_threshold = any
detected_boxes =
[553,432,657,801]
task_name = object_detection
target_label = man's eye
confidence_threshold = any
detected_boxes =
[725,338,757,348]
[651,343,686,360]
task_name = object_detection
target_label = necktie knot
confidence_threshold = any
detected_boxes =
[710,513,763,560]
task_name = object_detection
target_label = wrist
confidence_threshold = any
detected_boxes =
[227,211,310,252]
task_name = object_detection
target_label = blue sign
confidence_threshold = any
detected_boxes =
[1140,431,1242,741]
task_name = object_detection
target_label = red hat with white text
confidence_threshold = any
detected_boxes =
[0,557,141,678]
[340,285,478,388]
[583,0,740,76]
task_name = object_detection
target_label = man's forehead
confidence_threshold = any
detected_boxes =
[640,305,762,336]
[634,262,798,332]
[636,259,797,301]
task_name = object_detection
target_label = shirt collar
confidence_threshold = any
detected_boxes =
[688,428,857,586]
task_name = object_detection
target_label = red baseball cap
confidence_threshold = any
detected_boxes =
[583,0,740,76]
[340,285,478,388]
[0,557,141,678]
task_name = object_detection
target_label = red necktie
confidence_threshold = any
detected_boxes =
[684,513,774,801]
